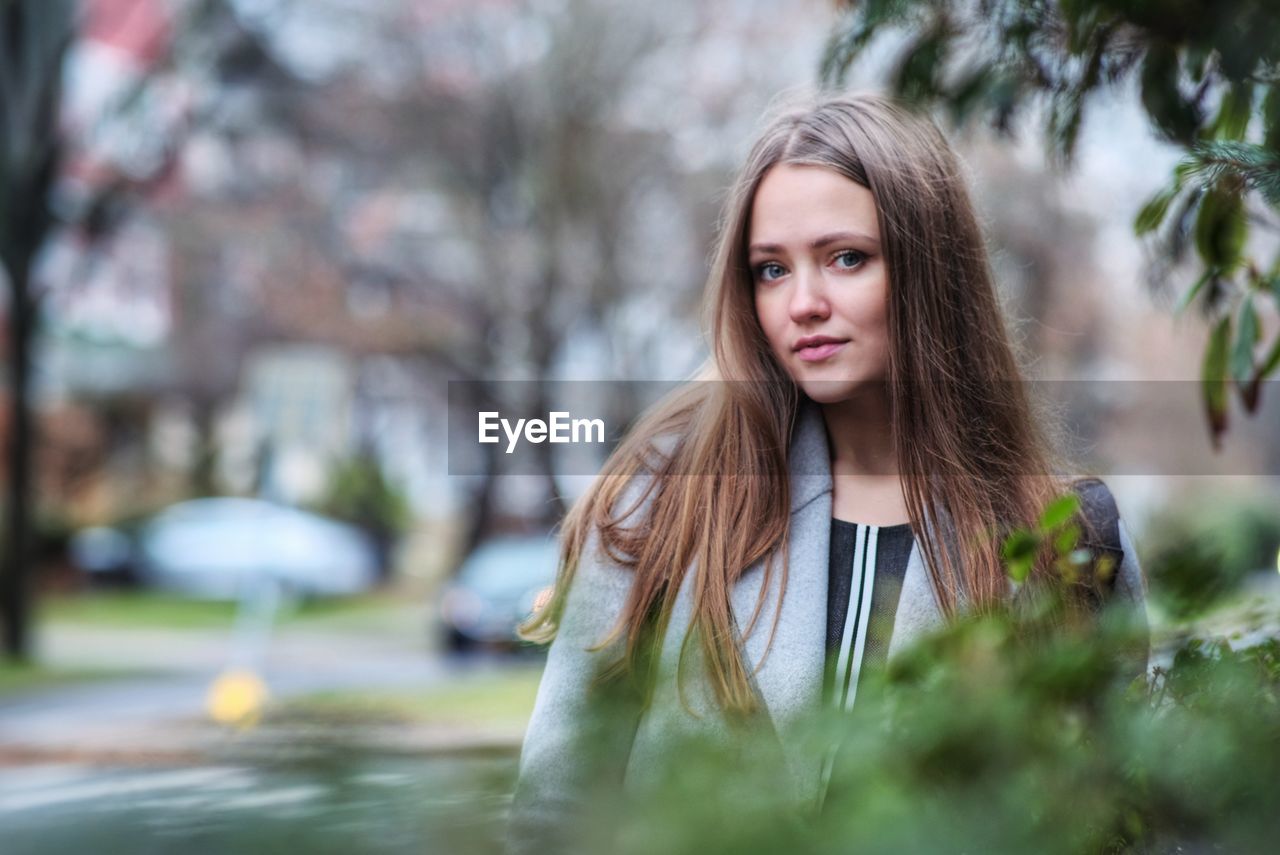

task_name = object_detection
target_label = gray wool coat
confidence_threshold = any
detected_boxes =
[506,399,1150,853]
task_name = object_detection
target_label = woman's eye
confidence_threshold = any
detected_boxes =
[834,250,866,269]
[755,262,785,281]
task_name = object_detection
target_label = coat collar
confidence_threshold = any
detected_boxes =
[728,396,944,804]
[787,397,832,514]
[727,397,834,800]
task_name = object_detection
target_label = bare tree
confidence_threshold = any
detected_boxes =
[0,0,76,660]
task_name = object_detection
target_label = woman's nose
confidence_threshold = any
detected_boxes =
[788,270,830,322]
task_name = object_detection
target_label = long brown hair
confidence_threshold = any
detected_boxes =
[520,91,1082,719]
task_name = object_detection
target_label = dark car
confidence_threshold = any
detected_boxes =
[439,534,560,652]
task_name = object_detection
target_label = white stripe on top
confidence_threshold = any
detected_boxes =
[818,522,883,810]
[833,523,879,711]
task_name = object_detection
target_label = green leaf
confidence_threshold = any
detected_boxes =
[1174,157,1200,184]
[1005,559,1033,584]
[1230,296,1259,383]
[1260,332,1280,380]
[1183,42,1213,85]
[820,0,919,86]
[945,63,996,126]
[1202,314,1232,447]
[1001,529,1040,583]
[1140,43,1201,145]
[1134,185,1178,235]
[1257,284,1280,378]
[1180,141,1280,210]
[892,25,949,106]
[1039,494,1081,531]
[1213,81,1254,141]
[1048,84,1093,165]
[1175,268,1215,316]
[1053,523,1081,557]
[1193,187,1247,271]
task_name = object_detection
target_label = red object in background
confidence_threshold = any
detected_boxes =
[81,0,171,69]
[61,0,186,217]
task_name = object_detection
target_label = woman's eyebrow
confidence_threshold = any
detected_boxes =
[747,230,878,256]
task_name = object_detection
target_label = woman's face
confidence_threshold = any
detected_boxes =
[749,163,890,405]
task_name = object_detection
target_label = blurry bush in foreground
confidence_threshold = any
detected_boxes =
[492,494,1280,855]
[535,606,1279,855]
[1143,492,1280,620]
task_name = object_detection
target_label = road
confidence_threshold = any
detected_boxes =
[0,608,536,852]
[0,755,517,854]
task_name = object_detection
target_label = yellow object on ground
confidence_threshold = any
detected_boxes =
[207,668,269,728]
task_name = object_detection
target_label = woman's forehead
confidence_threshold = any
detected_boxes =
[748,164,880,249]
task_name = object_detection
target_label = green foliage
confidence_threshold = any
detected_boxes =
[1231,295,1260,383]
[569,485,1278,851]
[1192,185,1247,272]
[1142,491,1280,620]
[486,492,1280,853]
[822,0,1280,446]
[1172,265,1214,314]
[1000,528,1039,582]
[1201,313,1232,442]
[1181,141,1280,208]
[1000,490,1102,588]
[516,602,1280,854]
[311,454,413,537]
[1145,527,1252,622]
[1133,184,1177,235]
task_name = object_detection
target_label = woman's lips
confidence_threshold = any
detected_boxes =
[795,341,848,362]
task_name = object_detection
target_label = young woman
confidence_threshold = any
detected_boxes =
[505,92,1149,852]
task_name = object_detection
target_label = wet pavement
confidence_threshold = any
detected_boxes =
[0,605,539,854]
[0,754,516,855]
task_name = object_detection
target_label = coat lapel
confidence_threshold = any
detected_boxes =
[727,398,947,802]
[729,399,833,798]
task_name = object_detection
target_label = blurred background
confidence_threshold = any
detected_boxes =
[1,0,1278,851]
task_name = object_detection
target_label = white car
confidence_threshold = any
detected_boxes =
[130,498,379,599]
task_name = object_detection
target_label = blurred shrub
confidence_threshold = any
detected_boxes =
[310,454,412,583]
[523,608,1278,855]
[312,454,412,538]
[821,0,1280,447]
[492,492,1280,854]
[1143,492,1280,619]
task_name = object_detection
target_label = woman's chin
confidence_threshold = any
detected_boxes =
[796,377,885,405]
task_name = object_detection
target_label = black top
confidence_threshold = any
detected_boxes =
[823,519,915,711]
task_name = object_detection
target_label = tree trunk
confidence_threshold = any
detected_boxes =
[459,380,502,560]
[0,0,75,661]
[1,257,34,661]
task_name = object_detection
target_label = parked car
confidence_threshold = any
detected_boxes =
[439,534,559,653]
[69,498,379,599]
[67,525,136,586]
